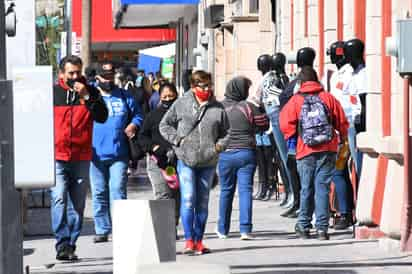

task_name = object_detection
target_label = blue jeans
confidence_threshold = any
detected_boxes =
[348,126,363,178]
[90,158,128,235]
[265,104,293,192]
[177,160,216,241]
[50,160,90,251]
[297,152,336,231]
[217,149,256,235]
[333,169,350,214]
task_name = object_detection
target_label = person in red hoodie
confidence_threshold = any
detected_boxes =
[280,66,348,240]
[52,55,108,261]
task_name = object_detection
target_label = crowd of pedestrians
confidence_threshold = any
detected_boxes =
[51,38,366,260]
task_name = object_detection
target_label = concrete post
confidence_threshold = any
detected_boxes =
[0,2,23,273]
[81,0,92,68]
[65,0,73,55]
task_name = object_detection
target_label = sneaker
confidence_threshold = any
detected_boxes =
[66,246,78,261]
[183,239,196,254]
[334,214,352,230]
[295,223,310,239]
[93,234,109,243]
[240,233,254,240]
[194,241,211,255]
[56,246,70,261]
[215,229,228,239]
[316,230,330,241]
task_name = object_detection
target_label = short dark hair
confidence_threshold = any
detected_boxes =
[190,70,212,86]
[159,82,178,95]
[59,55,83,71]
[298,66,319,83]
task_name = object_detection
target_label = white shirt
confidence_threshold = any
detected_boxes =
[347,65,367,122]
[329,63,354,122]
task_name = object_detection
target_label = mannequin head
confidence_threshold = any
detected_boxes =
[327,41,346,69]
[272,52,287,74]
[297,47,316,68]
[257,54,273,75]
[344,38,365,70]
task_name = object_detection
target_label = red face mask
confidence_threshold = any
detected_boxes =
[194,87,212,102]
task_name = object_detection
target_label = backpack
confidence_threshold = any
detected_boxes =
[299,93,333,146]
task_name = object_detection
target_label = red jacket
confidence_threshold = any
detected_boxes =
[280,81,349,160]
[54,78,108,161]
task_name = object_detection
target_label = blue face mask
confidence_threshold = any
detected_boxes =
[135,76,143,87]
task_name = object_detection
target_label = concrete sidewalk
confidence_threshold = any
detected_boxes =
[24,175,412,274]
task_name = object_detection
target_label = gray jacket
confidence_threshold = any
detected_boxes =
[159,91,229,167]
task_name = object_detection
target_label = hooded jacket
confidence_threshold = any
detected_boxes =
[280,81,349,160]
[92,87,143,161]
[54,78,108,161]
[159,91,229,167]
[222,76,269,149]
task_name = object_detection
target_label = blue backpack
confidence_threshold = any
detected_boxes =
[299,93,333,146]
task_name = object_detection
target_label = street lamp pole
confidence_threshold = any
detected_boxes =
[0,1,22,273]
[65,0,73,55]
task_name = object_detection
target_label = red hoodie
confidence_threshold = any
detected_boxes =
[280,81,349,160]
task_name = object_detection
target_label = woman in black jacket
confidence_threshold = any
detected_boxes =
[138,82,179,226]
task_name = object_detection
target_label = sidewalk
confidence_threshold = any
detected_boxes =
[24,174,412,274]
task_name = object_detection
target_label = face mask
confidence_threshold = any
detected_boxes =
[98,81,114,91]
[194,87,212,102]
[160,99,176,109]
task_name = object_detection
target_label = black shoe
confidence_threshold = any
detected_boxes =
[66,246,78,261]
[286,209,299,219]
[280,206,297,217]
[93,234,109,243]
[316,230,330,240]
[334,214,352,230]
[56,246,70,261]
[295,224,310,239]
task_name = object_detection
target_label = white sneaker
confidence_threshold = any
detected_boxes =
[240,233,254,240]
[215,229,228,239]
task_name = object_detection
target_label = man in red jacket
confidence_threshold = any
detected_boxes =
[280,66,348,240]
[52,55,108,261]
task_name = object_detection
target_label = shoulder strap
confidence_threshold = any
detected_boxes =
[185,105,209,137]
[119,90,132,122]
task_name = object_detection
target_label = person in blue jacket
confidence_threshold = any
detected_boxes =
[90,61,143,243]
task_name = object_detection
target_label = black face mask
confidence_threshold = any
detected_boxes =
[98,81,114,91]
[160,99,175,109]
[66,79,79,89]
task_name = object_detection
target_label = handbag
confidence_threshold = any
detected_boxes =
[120,91,146,161]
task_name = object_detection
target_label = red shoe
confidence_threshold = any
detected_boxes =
[183,239,195,254]
[194,241,211,255]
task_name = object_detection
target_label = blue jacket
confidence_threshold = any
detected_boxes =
[92,88,143,161]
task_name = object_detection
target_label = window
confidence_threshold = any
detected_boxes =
[249,0,258,14]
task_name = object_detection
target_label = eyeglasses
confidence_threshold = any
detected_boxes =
[196,83,212,91]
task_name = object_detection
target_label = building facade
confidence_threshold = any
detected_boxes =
[202,0,412,251]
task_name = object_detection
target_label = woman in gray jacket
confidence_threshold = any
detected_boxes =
[159,70,229,255]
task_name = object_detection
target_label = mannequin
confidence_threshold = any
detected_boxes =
[254,54,282,201]
[344,38,366,178]
[254,53,291,203]
[327,41,355,229]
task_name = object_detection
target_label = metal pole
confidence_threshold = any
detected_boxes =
[65,0,73,55]
[0,0,6,79]
[81,0,92,67]
[0,1,22,274]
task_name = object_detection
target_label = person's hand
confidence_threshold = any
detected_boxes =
[73,82,89,99]
[215,143,224,153]
[124,124,138,139]
[166,149,176,164]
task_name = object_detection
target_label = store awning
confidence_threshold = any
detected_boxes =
[114,0,199,28]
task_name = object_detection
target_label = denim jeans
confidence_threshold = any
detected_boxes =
[50,160,90,251]
[90,158,128,235]
[217,149,256,235]
[177,160,216,241]
[265,104,292,189]
[348,126,363,178]
[297,152,336,231]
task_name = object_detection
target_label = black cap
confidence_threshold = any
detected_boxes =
[327,41,346,65]
[272,52,286,72]
[257,54,273,74]
[343,38,365,62]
